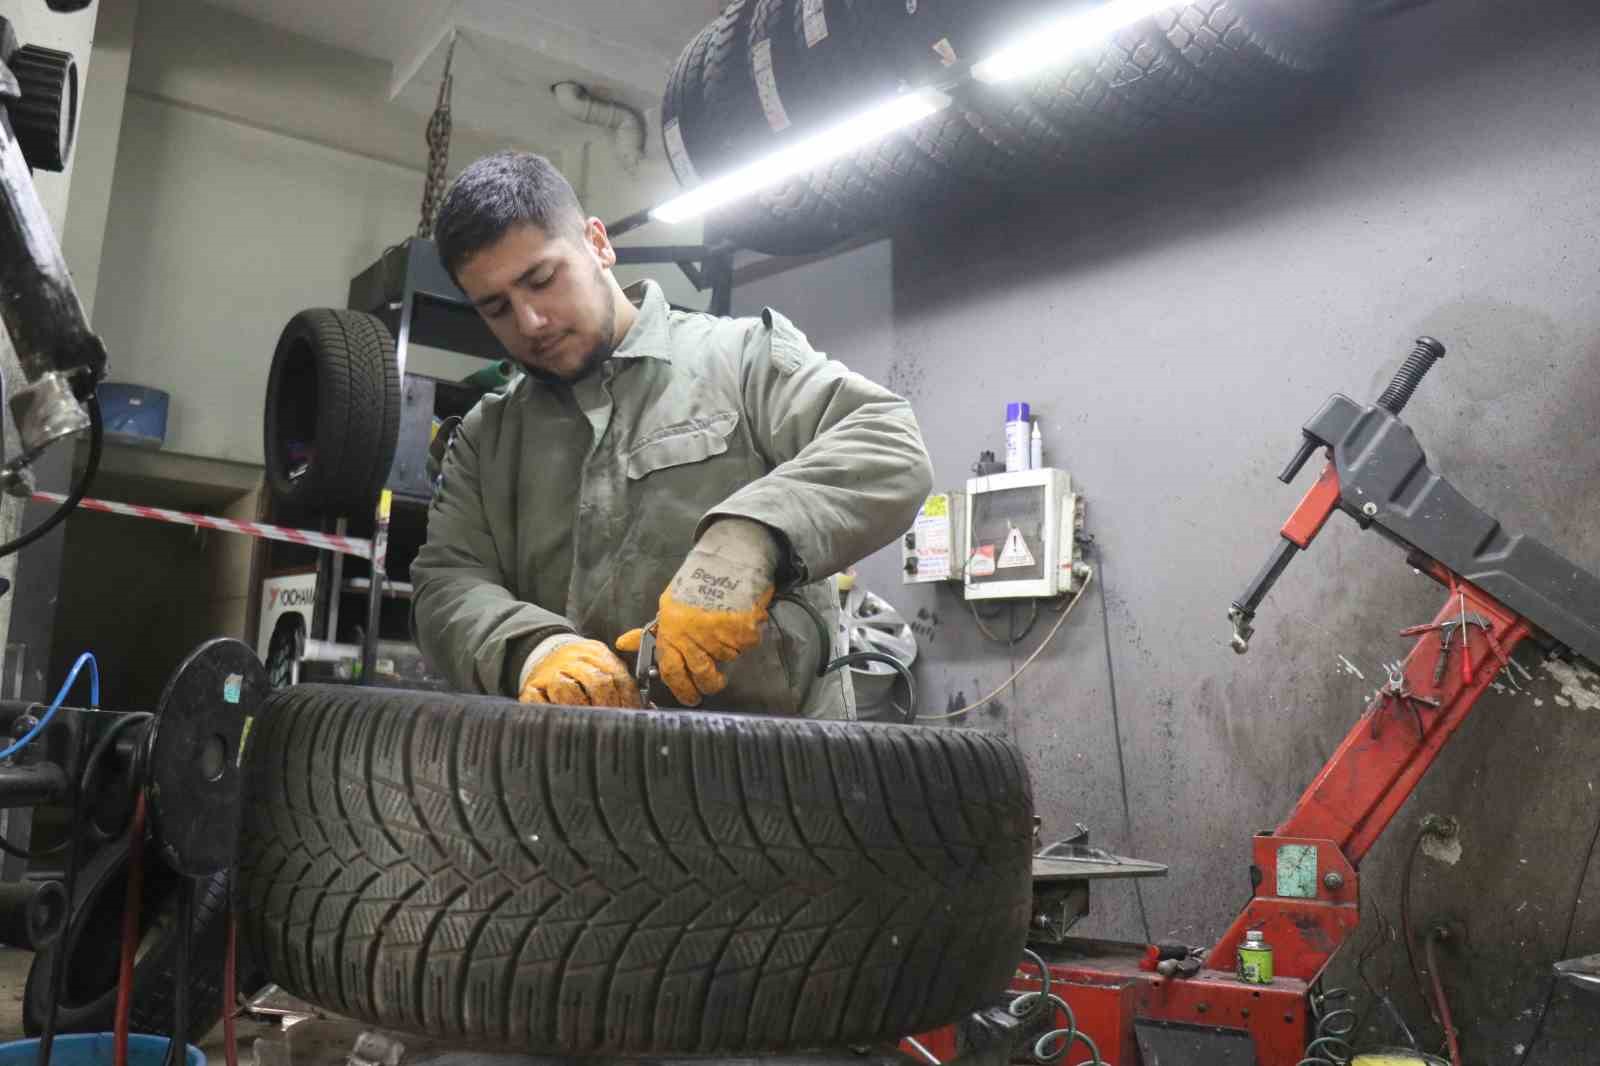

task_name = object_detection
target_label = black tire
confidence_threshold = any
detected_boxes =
[664,0,771,185]
[239,686,1034,1055]
[264,309,401,516]
[265,612,307,688]
[662,24,712,187]
[1156,0,1364,92]
[750,0,897,138]
[24,837,231,1042]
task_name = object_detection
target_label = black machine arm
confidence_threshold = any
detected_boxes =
[1303,390,1600,665]
[1232,338,1600,666]
[0,15,102,474]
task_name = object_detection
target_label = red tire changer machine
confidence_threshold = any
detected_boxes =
[916,339,1600,1066]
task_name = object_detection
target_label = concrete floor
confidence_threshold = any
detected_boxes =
[0,948,461,1066]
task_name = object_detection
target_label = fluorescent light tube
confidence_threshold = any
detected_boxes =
[650,89,949,224]
[973,0,1177,84]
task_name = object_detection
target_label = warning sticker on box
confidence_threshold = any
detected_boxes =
[664,118,698,185]
[969,544,997,578]
[803,0,829,47]
[998,527,1035,569]
[751,38,792,132]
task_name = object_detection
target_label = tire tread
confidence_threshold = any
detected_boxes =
[240,687,1033,1055]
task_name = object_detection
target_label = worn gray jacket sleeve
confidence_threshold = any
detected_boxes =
[704,309,934,582]
[410,409,576,695]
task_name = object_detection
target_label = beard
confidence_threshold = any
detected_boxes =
[526,263,619,386]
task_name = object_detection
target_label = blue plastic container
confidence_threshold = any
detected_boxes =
[98,383,170,449]
[0,1035,204,1066]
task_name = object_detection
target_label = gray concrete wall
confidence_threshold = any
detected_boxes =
[738,0,1600,1060]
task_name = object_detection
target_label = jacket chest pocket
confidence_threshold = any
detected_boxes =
[625,410,742,479]
[623,410,749,541]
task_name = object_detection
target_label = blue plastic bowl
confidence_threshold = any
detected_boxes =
[0,1035,204,1066]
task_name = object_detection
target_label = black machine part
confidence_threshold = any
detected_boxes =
[1300,392,1600,666]
[7,43,75,172]
[1135,1019,1258,1065]
[0,878,66,949]
[1232,338,1600,666]
[144,638,267,877]
[0,15,102,464]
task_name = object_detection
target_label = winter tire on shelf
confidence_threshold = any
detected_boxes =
[263,309,400,516]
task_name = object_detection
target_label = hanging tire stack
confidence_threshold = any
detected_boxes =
[662,0,1366,255]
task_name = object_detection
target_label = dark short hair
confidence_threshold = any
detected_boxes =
[434,151,587,280]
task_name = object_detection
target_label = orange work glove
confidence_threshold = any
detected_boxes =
[616,518,779,706]
[518,635,642,709]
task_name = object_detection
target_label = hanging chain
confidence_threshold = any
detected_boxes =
[417,32,457,238]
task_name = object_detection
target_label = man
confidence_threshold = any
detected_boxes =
[410,151,932,718]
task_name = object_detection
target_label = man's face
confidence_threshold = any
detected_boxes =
[456,219,619,382]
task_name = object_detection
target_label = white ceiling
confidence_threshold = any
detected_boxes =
[201,0,723,141]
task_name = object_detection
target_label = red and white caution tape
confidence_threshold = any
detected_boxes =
[32,491,374,558]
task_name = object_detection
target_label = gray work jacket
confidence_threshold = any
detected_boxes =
[410,280,932,718]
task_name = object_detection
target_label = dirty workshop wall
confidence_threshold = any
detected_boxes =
[735,0,1600,1059]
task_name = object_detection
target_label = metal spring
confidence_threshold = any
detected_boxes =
[1298,985,1358,1066]
[1375,336,1446,415]
[1009,950,1104,1066]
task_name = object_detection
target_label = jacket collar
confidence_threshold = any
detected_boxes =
[611,280,672,364]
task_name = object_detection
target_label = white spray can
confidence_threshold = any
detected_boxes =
[1004,402,1031,472]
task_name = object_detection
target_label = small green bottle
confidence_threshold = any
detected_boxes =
[1237,930,1274,984]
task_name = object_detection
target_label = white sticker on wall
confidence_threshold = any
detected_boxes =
[997,527,1036,569]
[751,37,792,132]
[663,118,698,185]
[803,0,829,48]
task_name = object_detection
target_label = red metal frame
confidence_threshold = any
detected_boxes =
[913,462,1539,1064]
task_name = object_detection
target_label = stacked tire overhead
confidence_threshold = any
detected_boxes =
[661,0,1365,256]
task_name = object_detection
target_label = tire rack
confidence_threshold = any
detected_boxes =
[295,236,739,687]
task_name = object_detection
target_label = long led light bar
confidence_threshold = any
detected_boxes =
[972,0,1177,83]
[650,89,949,224]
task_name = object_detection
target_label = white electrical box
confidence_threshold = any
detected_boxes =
[963,468,1087,600]
[902,491,967,584]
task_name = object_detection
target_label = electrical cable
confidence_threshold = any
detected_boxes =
[1400,828,1436,1026]
[0,394,103,561]
[39,716,88,1066]
[1512,795,1600,1066]
[0,652,103,860]
[164,879,194,1066]
[775,592,919,718]
[81,712,154,842]
[114,792,147,1066]
[825,651,916,723]
[223,902,240,1066]
[1008,952,1102,1066]
[970,598,1039,645]
[1093,556,1152,945]
[918,569,1094,721]
[1011,948,1053,1019]
[1425,934,1463,1066]
[1354,910,1420,1051]
[0,650,100,762]
[0,710,148,860]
